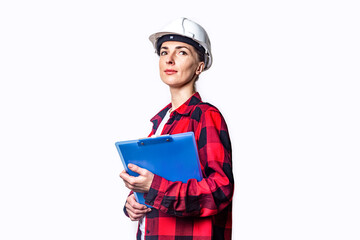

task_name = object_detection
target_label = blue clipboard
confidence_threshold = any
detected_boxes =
[115,132,203,207]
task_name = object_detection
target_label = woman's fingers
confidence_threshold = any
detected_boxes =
[128,164,149,176]
[119,165,154,192]
[126,203,147,221]
[127,194,146,209]
[125,194,151,221]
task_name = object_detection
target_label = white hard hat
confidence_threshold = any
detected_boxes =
[149,17,213,70]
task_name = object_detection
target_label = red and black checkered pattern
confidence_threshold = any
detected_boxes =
[127,93,233,240]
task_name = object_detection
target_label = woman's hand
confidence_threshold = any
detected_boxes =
[120,164,154,193]
[125,193,151,221]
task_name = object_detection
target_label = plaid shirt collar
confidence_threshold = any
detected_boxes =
[172,92,202,116]
[150,92,202,131]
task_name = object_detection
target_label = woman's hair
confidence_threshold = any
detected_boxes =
[194,49,204,86]
[195,48,205,63]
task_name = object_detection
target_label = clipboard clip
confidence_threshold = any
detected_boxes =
[138,135,173,146]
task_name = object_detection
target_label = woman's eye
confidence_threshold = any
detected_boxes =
[160,51,167,56]
[179,51,187,55]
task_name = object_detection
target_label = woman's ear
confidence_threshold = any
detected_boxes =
[195,62,205,75]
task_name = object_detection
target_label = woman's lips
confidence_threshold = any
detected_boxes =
[164,69,177,75]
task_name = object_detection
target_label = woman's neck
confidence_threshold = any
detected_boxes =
[169,86,196,111]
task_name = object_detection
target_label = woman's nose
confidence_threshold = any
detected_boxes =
[166,59,174,65]
[165,53,175,65]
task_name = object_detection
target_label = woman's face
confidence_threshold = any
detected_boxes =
[159,41,204,90]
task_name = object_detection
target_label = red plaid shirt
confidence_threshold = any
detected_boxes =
[126,92,234,240]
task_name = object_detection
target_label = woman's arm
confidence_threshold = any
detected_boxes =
[144,109,234,217]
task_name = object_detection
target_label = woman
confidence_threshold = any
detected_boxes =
[120,17,234,240]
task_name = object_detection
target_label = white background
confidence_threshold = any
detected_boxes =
[1,0,359,239]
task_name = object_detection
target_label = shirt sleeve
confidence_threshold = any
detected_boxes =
[143,109,234,217]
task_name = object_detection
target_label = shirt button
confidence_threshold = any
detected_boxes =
[146,230,150,234]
